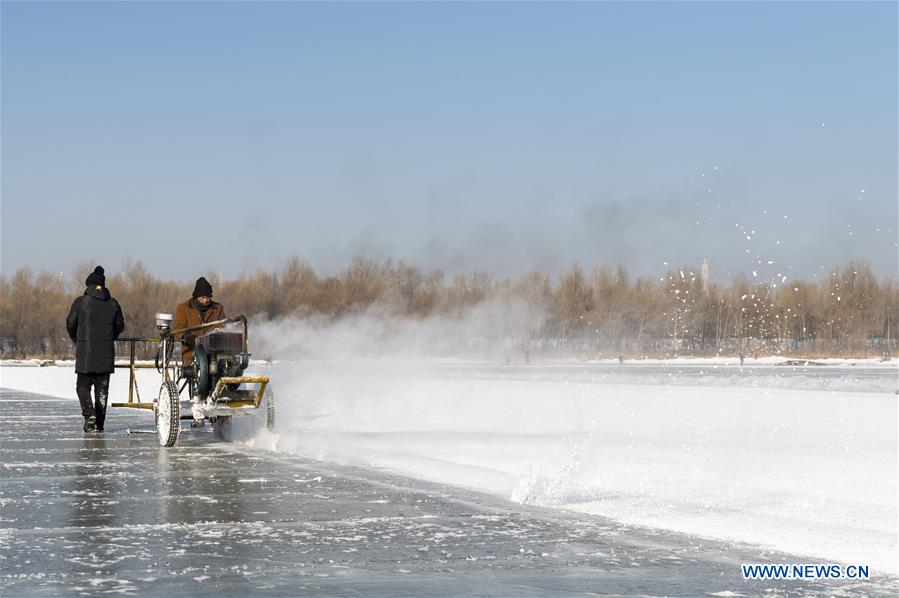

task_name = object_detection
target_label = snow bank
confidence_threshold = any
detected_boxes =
[0,365,156,401]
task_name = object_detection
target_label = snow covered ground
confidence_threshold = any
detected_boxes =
[2,359,897,577]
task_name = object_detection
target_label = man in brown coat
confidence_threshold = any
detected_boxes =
[175,277,225,425]
[173,277,225,366]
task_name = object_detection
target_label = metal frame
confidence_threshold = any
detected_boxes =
[110,337,167,410]
[111,315,268,417]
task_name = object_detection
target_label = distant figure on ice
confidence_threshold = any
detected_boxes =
[738,352,745,366]
[66,266,126,433]
[173,277,226,367]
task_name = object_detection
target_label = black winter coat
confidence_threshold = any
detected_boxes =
[66,287,126,374]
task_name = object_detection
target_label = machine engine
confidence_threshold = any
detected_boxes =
[192,331,251,399]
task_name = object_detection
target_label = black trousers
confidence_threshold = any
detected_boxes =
[76,373,110,426]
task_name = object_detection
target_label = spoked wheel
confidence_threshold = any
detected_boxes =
[265,386,275,432]
[156,380,180,447]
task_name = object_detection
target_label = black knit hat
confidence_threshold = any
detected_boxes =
[85,266,105,287]
[192,277,213,298]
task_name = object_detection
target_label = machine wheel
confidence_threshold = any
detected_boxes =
[265,386,275,431]
[193,346,209,399]
[156,380,180,447]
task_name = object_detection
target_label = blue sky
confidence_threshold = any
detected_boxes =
[2,1,896,282]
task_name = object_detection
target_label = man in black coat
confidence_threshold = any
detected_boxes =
[66,266,126,432]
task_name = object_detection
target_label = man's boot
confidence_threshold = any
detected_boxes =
[83,415,97,433]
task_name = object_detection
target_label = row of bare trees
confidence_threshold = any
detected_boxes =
[1,257,896,359]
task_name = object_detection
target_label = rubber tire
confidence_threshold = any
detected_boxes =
[156,380,180,447]
[266,386,275,431]
[193,346,209,399]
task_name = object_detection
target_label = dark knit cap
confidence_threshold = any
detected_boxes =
[85,266,105,287]
[192,277,214,298]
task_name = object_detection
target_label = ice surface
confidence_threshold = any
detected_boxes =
[10,391,898,595]
[3,360,897,579]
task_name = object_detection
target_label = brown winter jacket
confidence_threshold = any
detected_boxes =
[173,298,225,364]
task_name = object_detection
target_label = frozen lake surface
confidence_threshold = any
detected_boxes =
[2,360,897,594]
[2,388,897,596]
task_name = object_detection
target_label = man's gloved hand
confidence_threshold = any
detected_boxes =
[182,332,196,348]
